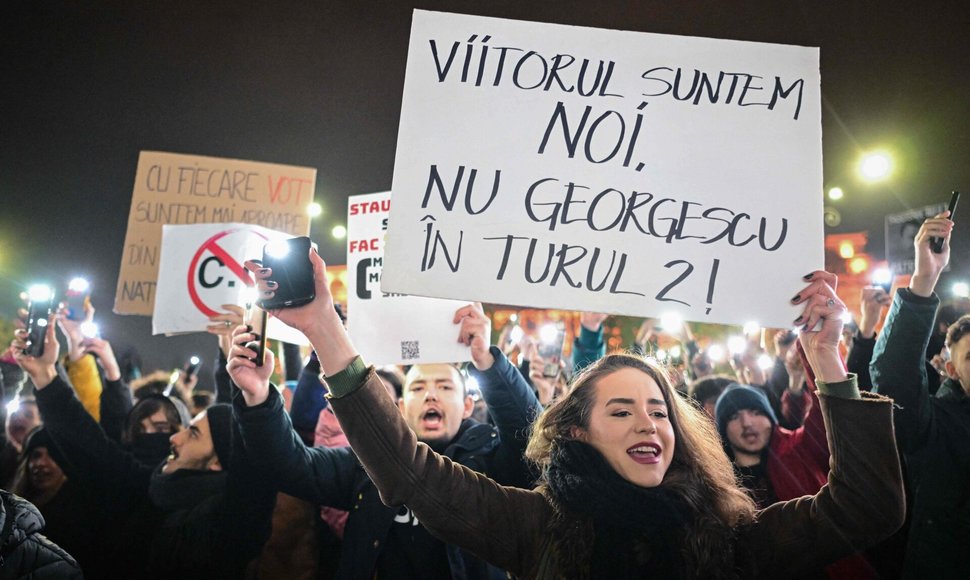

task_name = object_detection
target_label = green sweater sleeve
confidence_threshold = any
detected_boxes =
[816,373,861,400]
[324,356,369,399]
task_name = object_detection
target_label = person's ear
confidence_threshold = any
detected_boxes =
[207,456,223,472]
[397,398,406,415]
[945,359,959,380]
[569,426,588,442]
[462,395,474,419]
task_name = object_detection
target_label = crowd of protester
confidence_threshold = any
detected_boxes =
[0,210,967,578]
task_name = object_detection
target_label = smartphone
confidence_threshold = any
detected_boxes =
[260,237,316,309]
[931,191,960,254]
[537,322,566,378]
[64,278,91,321]
[245,305,269,367]
[24,286,55,357]
[184,355,202,379]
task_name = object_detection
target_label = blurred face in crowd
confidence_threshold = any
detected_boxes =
[28,446,66,492]
[401,364,472,447]
[6,405,41,452]
[572,368,675,488]
[726,408,773,465]
[141,409,178,434]
[163,413,221,474]
[945,334,970,395]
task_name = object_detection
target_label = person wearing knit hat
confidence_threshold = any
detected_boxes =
[160,403,234,473]
[715,384,778,458]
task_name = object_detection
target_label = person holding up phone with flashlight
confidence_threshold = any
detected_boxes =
[869,209,970,577]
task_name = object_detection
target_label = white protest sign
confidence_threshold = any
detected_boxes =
[382,10,823,328]
[347,192,471,365]
[152,223,309,345]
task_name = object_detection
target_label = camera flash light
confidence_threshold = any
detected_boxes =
[69,278,90,293]
[28,284,53,302]
[265,240,290,259]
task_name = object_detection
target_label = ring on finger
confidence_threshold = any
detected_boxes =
[826,299,835,307]
[225,320,232,327]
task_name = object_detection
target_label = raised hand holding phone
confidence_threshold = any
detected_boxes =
[931,191,959,254]
[910,211,954,297]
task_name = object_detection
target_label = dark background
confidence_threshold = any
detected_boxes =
[3,0,969,387]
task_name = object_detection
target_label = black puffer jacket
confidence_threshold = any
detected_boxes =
[0,490,82,579]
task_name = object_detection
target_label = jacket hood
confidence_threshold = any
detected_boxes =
[0,490,45,552]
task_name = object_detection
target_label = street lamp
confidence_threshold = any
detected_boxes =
[331,225,347,240]
[307,202,323,218]
[859,152,893,182]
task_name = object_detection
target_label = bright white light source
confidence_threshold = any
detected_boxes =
[331,225,347,239]
[659,311,682,332]
[707,344,727,363]
[36,318,48,328]
[264,240,290,258]
[873,268,893,286]
[656,349,668,362]
[953,282,970,298]
[509,326,524,344]
[241,286,260,307]
[28,284,52,302]
[860,152,892,181]
[827,187,844,201]
[307,202,323,218]
[645,356,659,366]
[743,321,760,336]
[465,375,480,393]
[669,345,682,359]
[80,322,99,338]
[728,335,747,355]
[509,313,518,323]
[757,353,774,370]
[840,311,854,324]
[69,278,90,293]
[5,397,20,416]
[539,324,559,344]
[189,355,201,366]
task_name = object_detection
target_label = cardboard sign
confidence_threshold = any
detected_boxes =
[382,10,823,328]
[885,202,948,275]
[152,223,308,345]
[347,192,471,365]
[115,151,316,315]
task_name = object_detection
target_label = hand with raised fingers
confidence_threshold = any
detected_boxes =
[57,301,94,362]
[579,312,609,332]
[858,287,891,339]
[455,303,493,371]
[207,304,246,357]
[791,270,847,383]
[11,315,59,389]
[911,211,954,297]
[227,324,276,407]
[82,336,121,381]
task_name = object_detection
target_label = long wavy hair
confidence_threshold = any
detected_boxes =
[526,353,757,576]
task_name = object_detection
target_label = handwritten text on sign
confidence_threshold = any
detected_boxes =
[382,11,823,328]
[115,151,316,315]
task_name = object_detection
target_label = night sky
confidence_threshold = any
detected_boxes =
[3,0,969,384]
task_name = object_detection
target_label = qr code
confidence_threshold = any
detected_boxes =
[401,340,420,360]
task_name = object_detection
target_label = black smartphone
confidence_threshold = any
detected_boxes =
[260,237,316,309]
[245,305,269,367]
[537,322,566,378]
[184,355,202,379]
[64,278,91,321]
[24,286,55,357]
[931,191,960,254]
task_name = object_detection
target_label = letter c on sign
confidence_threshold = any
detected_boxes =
[199,256,225,288]
[356,259,372,300]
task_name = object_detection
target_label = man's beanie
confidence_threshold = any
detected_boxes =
[714,384,778,441]
[205,404,234,470]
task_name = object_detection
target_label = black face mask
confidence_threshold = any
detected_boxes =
[130,432,173,467]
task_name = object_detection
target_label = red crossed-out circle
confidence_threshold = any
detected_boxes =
[187,228,268,317]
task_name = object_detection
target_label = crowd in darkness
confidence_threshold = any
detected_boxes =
[1,211,968,578]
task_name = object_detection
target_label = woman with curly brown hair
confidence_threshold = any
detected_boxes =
[232,250,905,579]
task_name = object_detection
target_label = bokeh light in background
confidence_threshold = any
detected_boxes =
[954,282,970,298]
[859,151,893,182]
[331,225,347,240]
[827,187,844,201]
[307,202,323,218]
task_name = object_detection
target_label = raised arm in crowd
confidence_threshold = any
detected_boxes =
[238,246,904,578]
